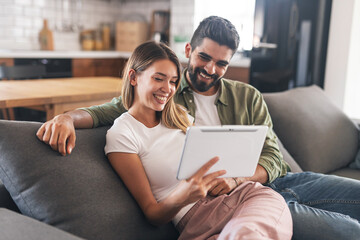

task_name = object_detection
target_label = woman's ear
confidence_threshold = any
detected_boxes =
[185,43,192,58]
[129,69,137,86]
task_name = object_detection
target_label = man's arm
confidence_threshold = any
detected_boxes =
[36,96,126,156]
[251,91,290,183]
[36,109,93,156]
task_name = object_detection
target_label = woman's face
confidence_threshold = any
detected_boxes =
[131,59,179,113]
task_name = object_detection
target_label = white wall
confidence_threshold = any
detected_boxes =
[324,0,360,120]
[170,0,195,58]
[0,0,170,51]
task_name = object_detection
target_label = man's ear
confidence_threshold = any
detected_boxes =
[129,69,137,86]
[185,43,192,58]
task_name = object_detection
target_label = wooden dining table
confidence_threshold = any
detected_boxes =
[0,76,122,121]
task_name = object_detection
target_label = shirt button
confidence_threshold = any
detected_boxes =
[189,100,193,103]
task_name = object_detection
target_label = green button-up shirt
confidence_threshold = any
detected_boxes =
[82,70,290,183]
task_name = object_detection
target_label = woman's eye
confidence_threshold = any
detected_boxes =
[170,81,177,85]
[154,77,163,81]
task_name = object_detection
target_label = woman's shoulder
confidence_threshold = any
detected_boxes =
[105,112,141,155]
[113,112,131,125]
[108,112,134,134]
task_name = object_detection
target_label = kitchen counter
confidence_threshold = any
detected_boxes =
[0,50,250,68]
[0,50,132,59]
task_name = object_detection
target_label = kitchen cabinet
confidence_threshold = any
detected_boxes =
[72,58,126,77]
[223,66,249,83]
[1,54,249,83]
[0,58,14,67]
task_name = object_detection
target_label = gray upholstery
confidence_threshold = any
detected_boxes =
[349,131,360,169]
[0,85,359,240]
[0,120,178,240]
[0,208,83,240]
[329,168,360,181]
[263,85,359,174]
[0,181,19,213]
[277,139,302,173]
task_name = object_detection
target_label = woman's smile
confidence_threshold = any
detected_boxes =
[154,94,168,104]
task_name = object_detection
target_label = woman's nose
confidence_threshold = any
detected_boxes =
[161,81,172,93]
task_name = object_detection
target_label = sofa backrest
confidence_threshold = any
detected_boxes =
[0,120,178,240]
[263,85,359,173]
[276,138,302,173]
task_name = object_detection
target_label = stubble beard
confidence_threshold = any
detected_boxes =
[187,63,220,93]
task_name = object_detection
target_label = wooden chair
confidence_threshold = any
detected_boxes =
[0,65,46,120]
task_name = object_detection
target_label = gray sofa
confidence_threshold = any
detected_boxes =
[0,85,359,240]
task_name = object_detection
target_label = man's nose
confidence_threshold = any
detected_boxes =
[204,61,216,75]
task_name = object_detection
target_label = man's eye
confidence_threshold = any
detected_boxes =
[199,55,210,61]
[217,62,227,67]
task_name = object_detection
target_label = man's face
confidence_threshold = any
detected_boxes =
[185,38,233,95]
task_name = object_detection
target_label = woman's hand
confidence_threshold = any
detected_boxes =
[168,157,226,207]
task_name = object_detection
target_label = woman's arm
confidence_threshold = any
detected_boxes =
[108,152,225,226]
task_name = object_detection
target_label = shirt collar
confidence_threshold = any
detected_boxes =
[217,78,228,106]
[179,69,191,93]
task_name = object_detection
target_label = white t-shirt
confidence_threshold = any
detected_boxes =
[104,112,195,225]
[193,91,221,126]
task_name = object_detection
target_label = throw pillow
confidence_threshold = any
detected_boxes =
[263,85,359,173]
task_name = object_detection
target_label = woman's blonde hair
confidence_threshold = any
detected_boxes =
[122,41,191,133]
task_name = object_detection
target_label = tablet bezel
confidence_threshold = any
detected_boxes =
[176,125,268,180]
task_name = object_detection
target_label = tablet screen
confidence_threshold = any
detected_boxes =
[177,125,268,180]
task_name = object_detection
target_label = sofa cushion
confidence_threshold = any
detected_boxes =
[350,150,360,169]
[0,181,19,213]
[0,120,178,240]
[0,208,83,240]
[263,85,359,173]
[329,168,360,181]
[349,127,360,169]
[276,138,302,173]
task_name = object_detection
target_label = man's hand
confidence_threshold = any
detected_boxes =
[207,164,269,196]
[36,114,76,156]
[208,177,238,196]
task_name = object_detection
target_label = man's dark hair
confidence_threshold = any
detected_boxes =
[190,16,240,54]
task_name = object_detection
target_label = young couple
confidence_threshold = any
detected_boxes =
[37,16,360,239]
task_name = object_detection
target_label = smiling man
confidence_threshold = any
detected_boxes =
[186,38,232,94]
[37,16,360,239]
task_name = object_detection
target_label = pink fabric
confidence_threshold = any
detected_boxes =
[176,181,292,240]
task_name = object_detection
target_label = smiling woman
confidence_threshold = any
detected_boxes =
[104,39,292,240]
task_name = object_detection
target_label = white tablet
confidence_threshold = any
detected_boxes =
[177,125,268,180]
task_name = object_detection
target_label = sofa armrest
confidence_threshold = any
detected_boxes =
[0,208,84,240]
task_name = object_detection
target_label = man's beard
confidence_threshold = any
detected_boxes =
[187,64,220,92]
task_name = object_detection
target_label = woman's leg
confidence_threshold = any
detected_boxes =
[177,181,292,240]
[218,182,292,240]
